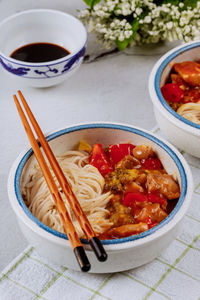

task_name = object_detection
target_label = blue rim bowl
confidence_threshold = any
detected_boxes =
[0,9,87,87]
[149,41,200,135]
[9,123,193,248]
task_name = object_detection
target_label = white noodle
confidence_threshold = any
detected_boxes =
[22,151,113,238]
[177,102,200,125]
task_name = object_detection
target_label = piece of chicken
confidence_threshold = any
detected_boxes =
[116,155,141,169]
[125,182,144,193]
[171,73,187,89]
[107,222,148,238]
[134,202,168,223]
[174,61,200,87]
[133,145,154,160]
[147,173,180,200]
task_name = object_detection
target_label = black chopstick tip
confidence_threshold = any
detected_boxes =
[98,252,107,262]
[89,237,108,262]
[81,263,91,272]
[74,246,91,272]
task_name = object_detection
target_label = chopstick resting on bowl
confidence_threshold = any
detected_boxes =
[13,94,90,272]
[13,91,108,272]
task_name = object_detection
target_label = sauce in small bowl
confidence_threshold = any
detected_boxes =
[0,9,87,87]
[10,42,70,63]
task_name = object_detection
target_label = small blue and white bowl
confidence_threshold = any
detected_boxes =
[8,123,193,273]
[0,9,87,87]
[149,41,200,157]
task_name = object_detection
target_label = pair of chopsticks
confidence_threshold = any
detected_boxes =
[13,90,107,272]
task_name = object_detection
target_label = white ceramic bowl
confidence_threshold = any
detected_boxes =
[149,41,200,157]
[0,9,87,87]
[8,123,193,273]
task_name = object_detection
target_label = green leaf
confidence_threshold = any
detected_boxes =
[154,0,180,5]
[115,39,130,51]
[83,0,101,9]
[153,0,185,5]
[153,0,198,7]
[183,0,198,8]
[115,19,140,51]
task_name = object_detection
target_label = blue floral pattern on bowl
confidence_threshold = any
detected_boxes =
[0,46,86,79]
[0,57,30,76]
[62,47,85,73]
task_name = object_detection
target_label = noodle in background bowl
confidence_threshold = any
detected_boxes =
[7,123,193,273]
[149,41,200,158]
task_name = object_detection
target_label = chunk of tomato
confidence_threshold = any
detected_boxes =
[90,144,113,176]
[141,157,162,170]
[161,83,184,103]
[147,192,166,205]
[123,192,147,207]
[108,143,135,165]
[148,222,158,229]
[143,217,158,229]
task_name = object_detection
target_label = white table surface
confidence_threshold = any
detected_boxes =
[0,0,163,271]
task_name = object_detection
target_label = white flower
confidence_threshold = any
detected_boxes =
[93,4,100,11]
[115,9,122,15]
[166,22,173,30]
[119,33,124,41]
[144,16,151,23]
[185,36,190,42]
[79,9,90,18]
[79,0,200,48]
[162,6,170,13]
[135,7,143,15]
[110,22,115,28]
[184,25,190,35]
[125,30,132,38]
[131,1,136,11]
[125,23,132,29]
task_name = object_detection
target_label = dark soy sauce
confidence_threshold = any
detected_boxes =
[10,42,70,63]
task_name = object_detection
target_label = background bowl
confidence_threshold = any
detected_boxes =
[7,123,193,273]
[149,41,200,157]
[0,9,87,87]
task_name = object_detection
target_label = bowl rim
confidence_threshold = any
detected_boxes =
[7,122,193,251]
[149,40,200,136]
[0,9,87,66]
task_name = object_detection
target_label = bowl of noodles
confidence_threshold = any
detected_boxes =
[149,41,200,157]
[8,123,193,273]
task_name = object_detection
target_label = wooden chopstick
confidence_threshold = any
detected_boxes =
[16,90,107,262]
[13,94,91,272]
